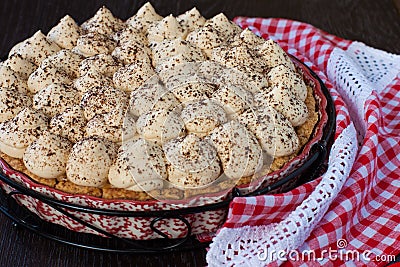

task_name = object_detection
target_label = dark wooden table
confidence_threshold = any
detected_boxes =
[0,1,399,266]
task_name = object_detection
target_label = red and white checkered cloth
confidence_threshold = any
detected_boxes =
[206,17,400,266]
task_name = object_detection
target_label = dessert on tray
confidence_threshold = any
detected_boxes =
[0,3,319,201]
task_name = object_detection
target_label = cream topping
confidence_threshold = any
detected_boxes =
[80,86,128,121]
[0,4,313,192]
[147,15,187,43]
[126,2,163,32]
[129,79,180,117]
[0,87,32,122]
[111,40,151,65]
[23,132,73,178]
[151,38,204,67]
[40,49,84,78]
[267,64,307,101]
[11,31,60,65]
[86,112,136,143]
[33,83,80,117]
[208,120,263,179]
[81,6,125,37]
[3,54,36,79]
[199,62,268,94]
[49,105,87,143]
[8,40,25,58]
[233,28,265,47]
[239,69,270,94]
[79,53,121,77]
[197,60,227,83]
[181,99,227,136]
[0,65,29,94]
[27,65,72,94]
[164,134,221,188]
[136,109,184,144]
[157,63,199,89]
[73,70,114,94]
[47,15,82,49]
[186,24,224,57]
[74,32,116,57]
[211,84,254,115]
[171,83,215,104]
[204,13,241,38]
[256,83,308,127]
[211,44,267,73]
[155,53,205,74]
[113,61,155,92]
[258,39,296,71]
[66,137,117,187]
[112,26,148,46]
[0,107,48,158]
[0,141,26,159]
[177,7,206,31]
[108,138,166,191]
[238,105,299,157]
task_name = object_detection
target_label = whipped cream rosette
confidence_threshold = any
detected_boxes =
[47,15,82,49]
[177,8,206,31]
[49,105,87,143]
[170,82,215,105]
[73,71,114,94]
[86,109,136,144]
[151,38,205,67]
[79,53,121,78]
[0,107,48,158]
[23,131,73,179]
[112,26,148,46]
[40,49,84,78]
[208,120,264,179]
[238,104,299,157]
[232,28,265,47]
[181,99,228,137]
[113,61,155,92]
[2,53,36,79]
[66,136,118,187]
[128,76,180,117]
[33,83,80,117]
[211,84,254,118]
[211,44,267,73]
[126,2,162,32]
[108,138,166,192]
[258,39,296,71]
[156,60,206,87]
[0,65,29,94]
[0,87,32,122]
[204,13,242,39]
[27,65,72,94]
[255,83,309,127]
[9,31,60,65]
[164,134,221,188]
[81,6,124,37]
[111,39,151,65]
[136,108,185,145]
[74,32,116,57]
[80,85,128,121]
[147,15,188,44]
[187,24,225,58]
[267,64,308,101]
